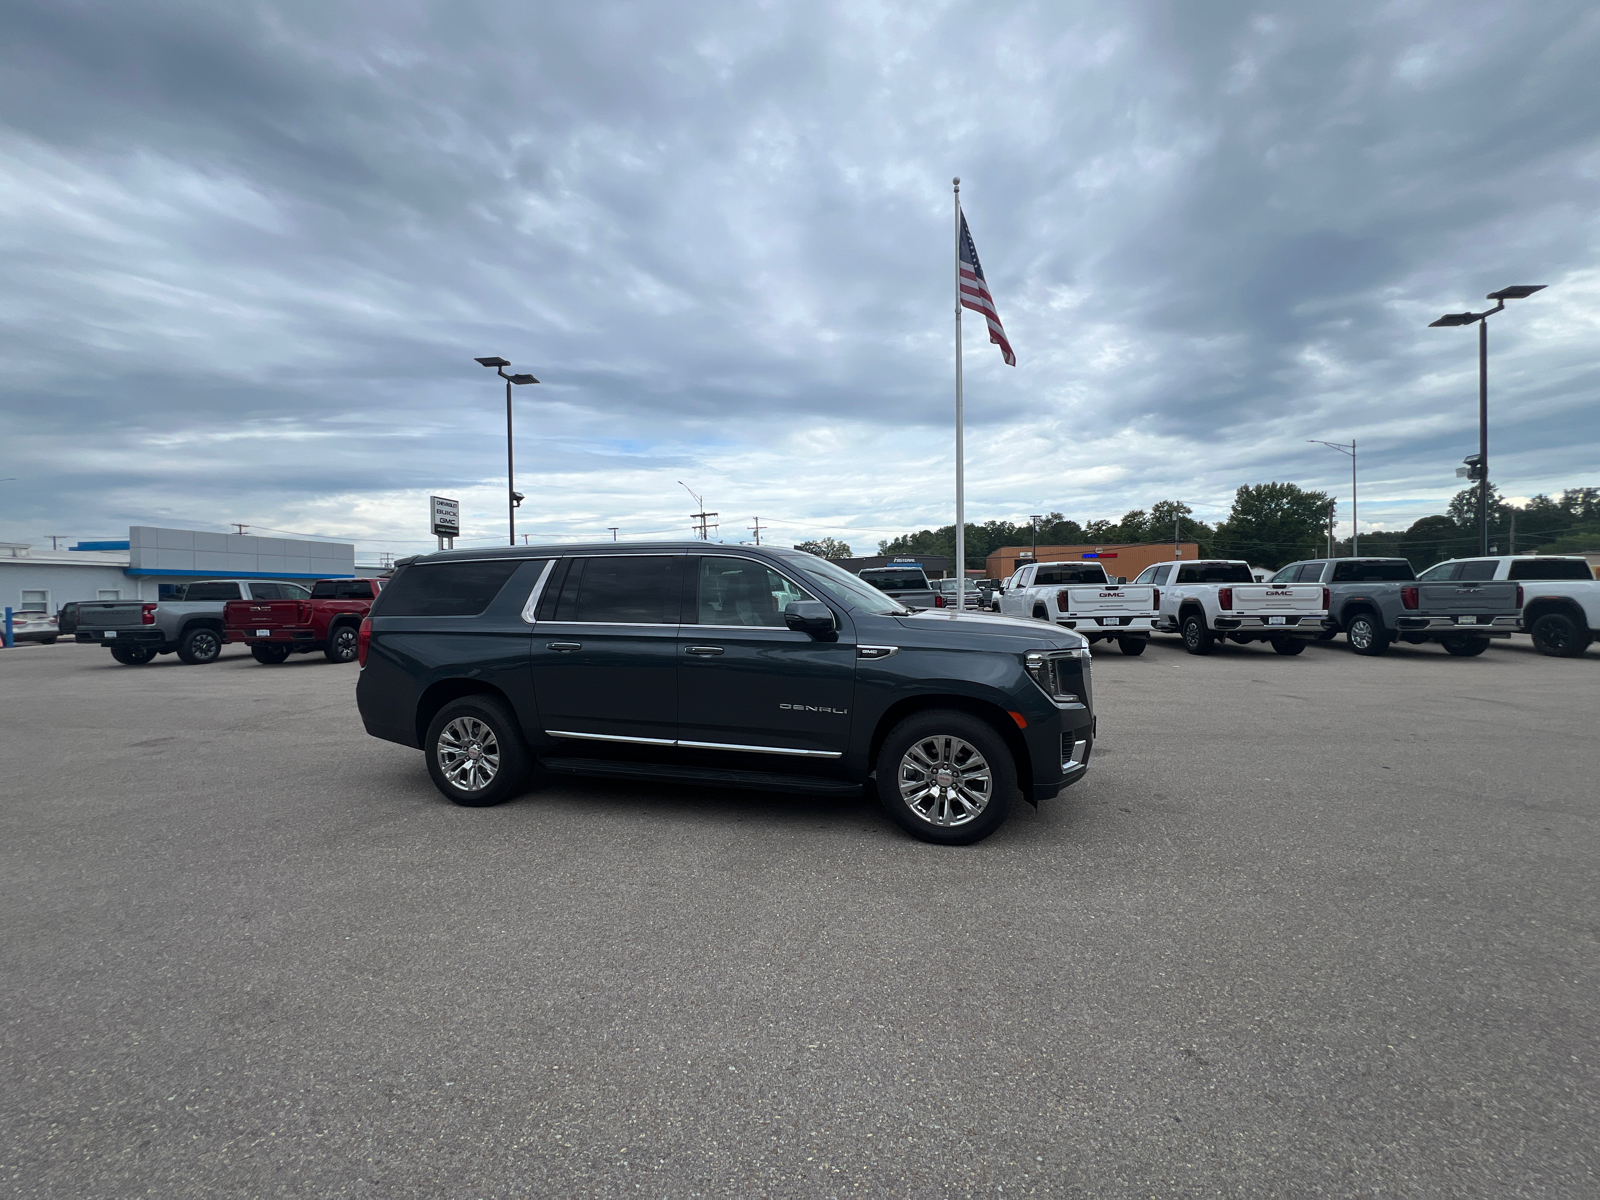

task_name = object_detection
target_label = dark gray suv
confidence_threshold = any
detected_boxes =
[355,543,1096,845]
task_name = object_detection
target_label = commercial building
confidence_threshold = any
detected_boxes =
[986,543,1201,583]
[1,526,355,617]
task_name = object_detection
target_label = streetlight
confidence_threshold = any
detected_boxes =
[1309,439,1357,556]
[474,357,540,546]
[1429,284,1545,555]
[1030,515,1042,565]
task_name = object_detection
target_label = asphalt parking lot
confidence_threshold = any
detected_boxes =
[3,635,1597,1197]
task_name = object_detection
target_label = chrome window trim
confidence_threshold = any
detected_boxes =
[544,729,842,759]
[519,559,557,624]
[691,623,811,633]
[533,621,684,629]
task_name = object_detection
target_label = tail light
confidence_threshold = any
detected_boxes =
[141,603,157,624]
[298,601,312,623]
[357,617,372,666]
[1322,587,1330,610]
[933,593,947,608]
[1058,590,1071,610]
[1218,587,1232,610]
[1152,588,1160,609]
[1516,584,1524,609]
[1401,586,1419,610]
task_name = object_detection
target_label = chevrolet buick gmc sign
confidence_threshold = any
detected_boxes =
[430,496,460,538]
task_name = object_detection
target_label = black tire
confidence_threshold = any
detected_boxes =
[1346,613,1390,657]
[176,625,222,665]
[251,643,292,664]
[875,710,1015,846]
[1180,612,1215,655]
[1440,635,1490,657]
[1529,611,1591,658]
[1117,637,1146,656]
[109,645,157,665]
[1032,606,1048,622]
[43,637,57,645]
[424,696,530,808]
[1315,629,1338,642]
[324,623,360,664]
[1270,637,1305,656]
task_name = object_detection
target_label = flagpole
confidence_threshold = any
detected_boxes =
[953,176,964,617]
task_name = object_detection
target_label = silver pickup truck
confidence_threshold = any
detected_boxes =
[75,579,310,665]
[857,564,938,610]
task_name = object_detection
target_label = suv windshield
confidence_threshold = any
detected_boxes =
[792,556,911,615]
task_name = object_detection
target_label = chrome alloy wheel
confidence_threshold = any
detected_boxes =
[898,735,992,827]
[437,716,501,792]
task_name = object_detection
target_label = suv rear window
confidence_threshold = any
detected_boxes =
[1331,560,1414,582]
[1175,562,1253,584]
[1508,558,1594,580]
[378,560,522,617]
[1035,564,1109,585]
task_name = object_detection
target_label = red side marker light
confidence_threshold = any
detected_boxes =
[1008,711,1028,729]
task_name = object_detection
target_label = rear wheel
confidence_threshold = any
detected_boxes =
[251,643,292,664]
[1032,606,1048,621]
[1529,611,1591,658]
[875,710,1015,846]
[109,645,157,665]
[1117,637,1146,656]
[324,623,360,663]
[1270,637,1305,656]
[176,626,222,665]
[425,696,530,807]
[1346,613,1390,657]
[1180,612,1214,655]
[1440,635,1490,657]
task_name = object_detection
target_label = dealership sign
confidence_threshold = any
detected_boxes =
[430,496,460,538]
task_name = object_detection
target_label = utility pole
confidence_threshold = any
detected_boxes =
[231,524,249,536]
[678,482,717,540]
[748,517,765,546]
[608,526,619,542]
[1173,511,1180,559]
[1509,509,1516,555]
[1030,515,1042,564]
[1327,502,1336,558]
[43,535,67,550]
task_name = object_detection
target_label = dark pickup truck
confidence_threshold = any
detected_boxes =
[355,543,1096,845]
[1268,557,1521,656]
[223,577,384,664]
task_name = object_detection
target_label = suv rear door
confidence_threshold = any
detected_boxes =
[532,554,684,745]
[676,554,856,758]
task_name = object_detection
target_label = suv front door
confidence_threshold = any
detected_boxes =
[676,555,856,758]
[531,554,684,745]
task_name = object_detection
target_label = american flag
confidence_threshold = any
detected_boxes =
[959,212,1015,366]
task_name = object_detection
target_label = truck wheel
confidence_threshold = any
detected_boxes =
[425,696,530,807]
[1270,637,1305,656]
[876,710,1014,846]
[1180,613,1214,655]
[1032,606,1048,621]
[1440,636,1490,657]
[176,626,222,665]
[1346,614,1390,657]
[1529,611,1591,657]
[324,624,360,663]
[109,645,156,665]
[251,643,292,665]
[1117,637,1146,656]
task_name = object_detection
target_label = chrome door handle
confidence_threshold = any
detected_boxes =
[547,642,582,651]
[685,645,724,656]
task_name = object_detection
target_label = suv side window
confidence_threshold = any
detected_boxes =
[550,556,680,624]
[693,557,813,627]
[1456,560,1498,581]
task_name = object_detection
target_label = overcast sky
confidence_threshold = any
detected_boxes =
[3,1,1598,557]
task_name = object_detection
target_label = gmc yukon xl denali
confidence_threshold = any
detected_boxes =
[356,543,1096,845]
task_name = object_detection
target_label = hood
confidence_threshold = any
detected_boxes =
[889,608,1089,651]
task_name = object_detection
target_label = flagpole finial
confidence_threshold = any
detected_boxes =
[952,176,960,187]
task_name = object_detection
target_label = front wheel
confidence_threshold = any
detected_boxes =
[1440,635,1490,657]
[876,711,1015,845]
[251,643,292,664]
[1529,612,1591,658]
[324,624,360,663]
[1270,637,1305,656]
[1117,637,1146,656]
[1346,613,1390,657]
[1180,613,1215,655]
[176,626,222,665]
[109,645,157,665]
[424,696,530,807]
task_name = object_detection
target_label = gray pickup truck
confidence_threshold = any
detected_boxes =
[75,579,310,665]
[1268,557,1521,656]
[857,564,938,610]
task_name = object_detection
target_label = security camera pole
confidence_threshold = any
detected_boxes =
[475,357,540,545]
[1429,285,1545,556]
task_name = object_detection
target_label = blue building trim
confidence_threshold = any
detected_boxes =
[122,568,354,580]
[72,540,131,551]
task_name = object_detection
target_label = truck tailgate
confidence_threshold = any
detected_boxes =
[1416,581,1520,616]
[1232,584,1324,615]
[225,599,307,630]
[75,601,146,628]
[1064,585,1156,614]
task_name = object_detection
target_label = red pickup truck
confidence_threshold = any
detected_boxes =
[224,578,384,664]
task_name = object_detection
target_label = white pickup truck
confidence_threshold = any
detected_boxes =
[1422,554,1598,657]
[998,560,1157,655]
[1134,558,1327,655]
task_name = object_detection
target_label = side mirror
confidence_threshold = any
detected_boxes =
[784,600,836,638]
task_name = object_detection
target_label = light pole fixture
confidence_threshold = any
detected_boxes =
[1309,438,1357,557]
[1429,284,1545,555]
[475,357,540,546]
[1030,515,1042,565]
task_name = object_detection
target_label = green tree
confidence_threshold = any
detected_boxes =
[1398,516,1474,569]
[1213,482,1334,569]
[793,537,852,560]
[1447,483,1509,530]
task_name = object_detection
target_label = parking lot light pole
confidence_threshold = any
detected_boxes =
[475,357,540,546]
[1030,515,1042,565]
[1429,285,1545,556]
[1309,439,1357,556]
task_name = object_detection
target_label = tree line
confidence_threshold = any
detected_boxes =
[824,483,1600,572]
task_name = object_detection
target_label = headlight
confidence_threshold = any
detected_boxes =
[1025,649,1083,703]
